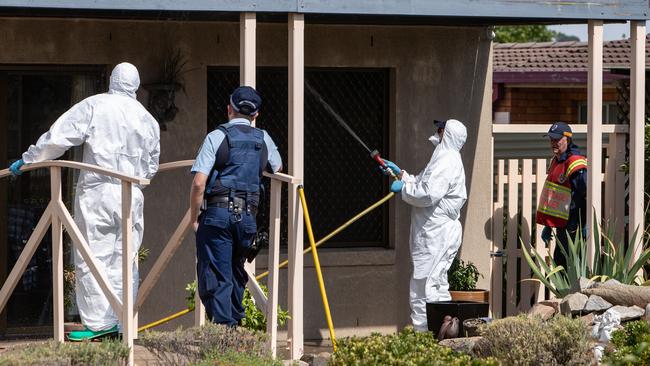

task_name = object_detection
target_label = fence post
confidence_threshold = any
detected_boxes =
[288,12,305,360]
[535,159,547,302]
[491,160,505,318]
[506,160,519,315]
[587,20,604,264]
[50,167,64,342]
[519,160,533,311]
[266,178,282,357]
[121,181,134,365]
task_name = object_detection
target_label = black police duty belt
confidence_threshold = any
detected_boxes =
[205,195,258,216]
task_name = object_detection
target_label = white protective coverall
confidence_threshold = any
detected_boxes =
[22,63,160,331]
[399,119,467,331]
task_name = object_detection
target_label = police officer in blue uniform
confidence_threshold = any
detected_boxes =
[190,86,282,325]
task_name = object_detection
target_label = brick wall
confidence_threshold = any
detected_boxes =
[493,87,618,124]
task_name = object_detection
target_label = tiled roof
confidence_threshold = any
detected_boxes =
[494,35,650,72]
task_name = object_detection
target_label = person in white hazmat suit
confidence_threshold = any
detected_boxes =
[381,119,467,331]
[8,62,160,340]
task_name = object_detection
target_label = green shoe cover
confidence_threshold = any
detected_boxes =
[68,325,118,341]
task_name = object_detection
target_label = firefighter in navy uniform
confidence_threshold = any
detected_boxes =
[536,122,588,269]
[190,86,282,325]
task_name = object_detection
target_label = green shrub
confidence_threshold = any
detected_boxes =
[610,320,650,349]
[328,326,499,366]
[185,280,289,331]
[191,350,283,366]
[602,320,650,366]
[479,315,592,366]
[185,280,198,309]
[241,284,290,332]
[139,322,271,366]
[0,340,129,366]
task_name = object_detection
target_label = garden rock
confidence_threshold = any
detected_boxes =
[604,279,621,286]
[561,293,589,315]
[539,299,561,313]
[583,295,613,312]
[582,282,650,308]
[300,352,331,366]
[610,305,645,322]
[579,277,596,291]
[528,303,556,320]
[439,336,487,358]
[644,304,650,322]
[285,360,308,366]
[580,312,595,326]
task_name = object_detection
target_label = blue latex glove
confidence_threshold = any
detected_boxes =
[390,180,404,193]
[380,159,401,176]
[541,226,552,243]
[9,159,24,176]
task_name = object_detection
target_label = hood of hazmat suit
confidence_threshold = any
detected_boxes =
[399,119,467,331]
[22,62,160,331]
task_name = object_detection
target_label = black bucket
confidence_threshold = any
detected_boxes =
[426,301,489,338]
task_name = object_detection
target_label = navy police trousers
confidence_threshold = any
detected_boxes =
[195,206,257,326]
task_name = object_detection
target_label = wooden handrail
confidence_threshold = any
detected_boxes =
[263,171,301,184]
[158,160,301,184]
[0,157,295,362]
[158,160,194,173]
[0,160,149,185]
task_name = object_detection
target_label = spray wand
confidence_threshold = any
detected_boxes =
[305,82,397,179]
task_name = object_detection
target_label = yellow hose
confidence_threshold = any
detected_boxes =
[256,192,395,281]
[298,186,337,351]
[140,190,396,333]
[138,308,193,332]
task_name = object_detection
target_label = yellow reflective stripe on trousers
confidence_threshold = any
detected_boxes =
[566,159,587,176]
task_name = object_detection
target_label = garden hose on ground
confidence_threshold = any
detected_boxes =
[139,190,395,332]
[138,308,192,332]
[256,191,395,281]
[298,185,337,351]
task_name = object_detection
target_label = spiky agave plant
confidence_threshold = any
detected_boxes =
[522,213,650,297]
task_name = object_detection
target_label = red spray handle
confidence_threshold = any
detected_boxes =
[370,150,396,178]
[370,150,388,169]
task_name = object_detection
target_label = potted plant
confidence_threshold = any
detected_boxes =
[144,48,189,130]
[448,257,489,303]
[426,257,490,338]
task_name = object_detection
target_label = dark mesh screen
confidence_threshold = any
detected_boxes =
[207,67,389,248]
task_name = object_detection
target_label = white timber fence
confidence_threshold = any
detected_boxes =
[490,124,628,318]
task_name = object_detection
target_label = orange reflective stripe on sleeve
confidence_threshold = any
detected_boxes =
[565,158,587,177]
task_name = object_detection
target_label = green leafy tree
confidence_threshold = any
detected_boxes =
[554,32,580,42]
[494,25,579,43]
[494,25,555,43]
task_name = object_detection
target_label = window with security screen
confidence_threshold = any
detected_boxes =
[207,67,389,248]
